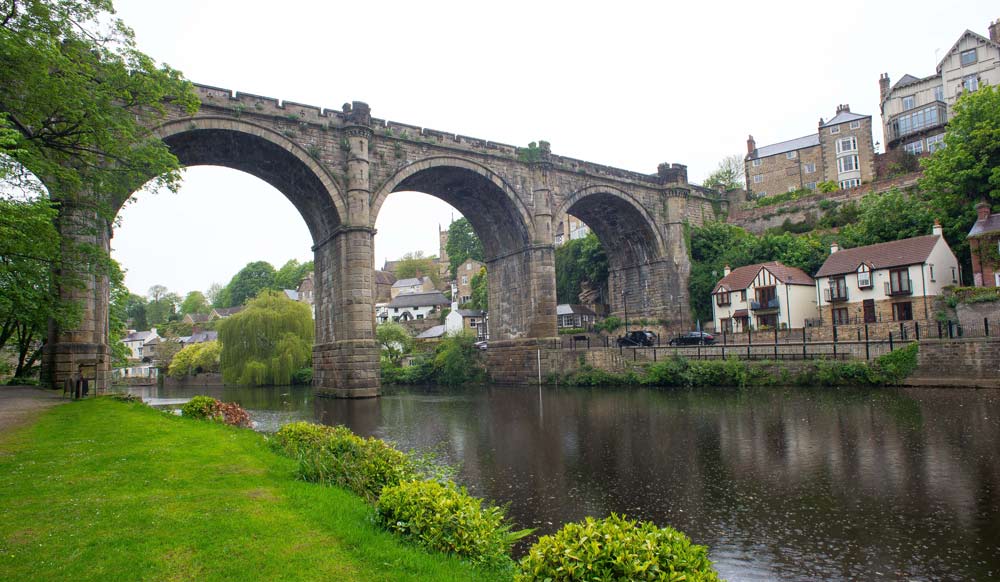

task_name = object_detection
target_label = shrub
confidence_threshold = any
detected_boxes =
[873,342,919,384]
[558,327,586,335]
[376,480,530,569]
[216,401,252,428]
[434,333,485,386]
[271,421,341,455]
[594,316,622,333]
[182,395,222,420]
[291,367,313,385]
[516,513,721,582]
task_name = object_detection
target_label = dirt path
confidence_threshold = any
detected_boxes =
[0,387,66,435]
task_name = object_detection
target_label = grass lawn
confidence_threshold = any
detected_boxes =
[0,398,511,582]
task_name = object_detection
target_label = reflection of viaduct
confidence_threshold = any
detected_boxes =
[43,84,724,396]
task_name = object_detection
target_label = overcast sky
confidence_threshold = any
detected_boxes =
[110,0,998,298]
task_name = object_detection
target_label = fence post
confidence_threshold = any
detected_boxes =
[802,327,807,359]
[833,325,838,359]
[747,325,752,359]
[985,317,990,338]
[864,323,870,361]
[938,320,942,339]
[889,331,894,352]
[900,321,905,341]
[948,320,954,339]
[915,321,920,341]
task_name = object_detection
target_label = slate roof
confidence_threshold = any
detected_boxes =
[415,325,446,339]
[185,313,211,323]
[212,306,244,317]
[892,73,923,90]
[815,235,941,278]
[556,304,597,317]
[124,330,156,342]
[968,212,1000,238]
[820,110,869,128]
[185,331,218,344]
[387,291,449,308]
[283,289,299,301]
[713,262,814,293]
[375,270,397,285]
[456,309,486,317]
[751,134,820,159]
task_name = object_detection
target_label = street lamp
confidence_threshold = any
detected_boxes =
[621,289,629,333]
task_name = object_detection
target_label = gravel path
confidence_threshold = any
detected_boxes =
[0,387,66,435]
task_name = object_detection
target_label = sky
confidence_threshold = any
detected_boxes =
[109,0,999,297]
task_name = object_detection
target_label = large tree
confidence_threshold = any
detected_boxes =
[225,260,277,307]
[218,289,313,386]
[554,232,609,304]
[469,267,488,311]
[445,218,484,279]
[179,290,210,316]
[145,285,179,326]
[273,259,313,290]
[702,154,745,192]
[376,322,413,364]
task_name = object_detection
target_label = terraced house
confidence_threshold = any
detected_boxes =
[879,19,1000,155]
[745,104,876,197]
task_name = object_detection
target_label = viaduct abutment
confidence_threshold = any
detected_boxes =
[41,83,724,396]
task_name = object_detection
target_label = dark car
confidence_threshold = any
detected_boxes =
[668,331,715,346]
[616,330,657,347]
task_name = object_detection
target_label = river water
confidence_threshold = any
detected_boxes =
[122,383,1000,581]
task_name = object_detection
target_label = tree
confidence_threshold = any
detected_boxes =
[168,340,221,377]
[205,282,224,307]
[274,258,313,290]
[179,291,209,316]
[124,293,148,330]
[445,218,484,279]
[376,322,413,364]
[218,289,313,386]
[107,259,132,368]
[469,267,489,311]
[395,251,440,287]
[555,232,609,304]
[921,85,1000,279]
[145,286,179,326]
[837,189,934,249]
[702,154,745,192]
[226,260,277,307]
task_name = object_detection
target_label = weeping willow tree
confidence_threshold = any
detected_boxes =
[218,290,314,386]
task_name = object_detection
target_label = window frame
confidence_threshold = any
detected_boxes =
[786,151,797,160]
[753,174,763,184]
[804,163,816,174]
[902,95,915,111]
[752,158,762,167]
[960,48,977,66]
[836,136,858,154]
[849,120,861,129]
[830,126,841,135]
[963,75,979,92]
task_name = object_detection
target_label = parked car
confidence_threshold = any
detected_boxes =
[616,330,657,347]
[668,331,715,346]
[474,340,488,351]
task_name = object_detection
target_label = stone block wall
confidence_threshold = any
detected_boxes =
[910,338,1000,387]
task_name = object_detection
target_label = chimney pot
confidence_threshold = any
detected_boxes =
[747,135,756,156]
[723,265,731,276]
[976,201,992,221]
[932,219,943,237]
[830,241,839,254]
[989,18,1000,44]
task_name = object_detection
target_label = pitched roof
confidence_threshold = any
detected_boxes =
[124,330,156,342]
[185,331,218,344]
[283,289,299,301]
[713,262,814,293]
[415,325,447,339]
[185,313,211,323]
[392,277,428,288]
[212,306,244,317]
[375,270,397,285]
[751,133,820,159]
[936,29,1000,73]
[815,235,941,277]
[556,304,597,317]
[820,110,869,128]
[387,291,449,308]
[456,309,486,317]
[968,212,1000,238]
[892,73,923,90]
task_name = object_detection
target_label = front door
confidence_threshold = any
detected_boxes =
[863,299,876,323]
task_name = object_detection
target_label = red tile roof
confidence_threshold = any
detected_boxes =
[815,235,940,278]
[713,262,814,293]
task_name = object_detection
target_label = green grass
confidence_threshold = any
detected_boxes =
[0,399,510,582]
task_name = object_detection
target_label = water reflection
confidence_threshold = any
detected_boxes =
[125,383,1000,582]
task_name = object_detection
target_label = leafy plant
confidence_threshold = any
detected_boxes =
[182,395,222,420]
[516,513,721,581]
[376,480,530,570]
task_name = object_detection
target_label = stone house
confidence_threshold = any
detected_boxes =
[712,262,817,332]
[969,201,1000,287]
[374,270,396,302]
[455,259,484,304]
[210,306,244,319]
[390,276,435,299]
[181,313,211,325]
[745,104,876,197]
[554,214,591,246]
[378,291,449,323]
[814,223,959,324]
[879,19,1000,155]
[556,304,596,329]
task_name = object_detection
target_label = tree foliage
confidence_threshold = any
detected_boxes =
[168,340,221,377]
[837,188,934,249]
[469,266,489,311]
[145,285,179,326]
[274,259,313,290]
[702,154,745,192]
[395,251,440,288]
[555,232,609,304]
[218,290,313,386]
[445,218,484,279]
[179,290,209,316]
[376,322,413,364]
[225,260,276,307]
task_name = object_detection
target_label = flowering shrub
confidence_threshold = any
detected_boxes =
[181,395,251,427]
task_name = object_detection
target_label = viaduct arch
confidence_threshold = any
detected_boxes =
[41,84,726,397]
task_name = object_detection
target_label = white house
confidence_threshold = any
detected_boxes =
[712,262,817,332]
[122,328,159,360]
[378,291,449,323]
[556,304,596,329]
[445,302,485,336]
[815,223,959,324]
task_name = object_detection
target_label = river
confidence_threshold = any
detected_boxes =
[121,382,1000,581]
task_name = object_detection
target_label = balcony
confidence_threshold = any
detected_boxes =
[886,102,947,145]
[886,279,913,296]
[750,298,780,311]
[824,286,849,302]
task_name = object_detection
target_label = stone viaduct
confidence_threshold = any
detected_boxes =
[41,84,725,397]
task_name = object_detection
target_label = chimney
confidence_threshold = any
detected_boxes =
[830,241,839,254]
[879,73,890,102]
[836,104,850,114]
[989,19,1000,44]
[932,219,943,237]
[976,201,992,221]
[746,135,756,156]
[723,265,731,277]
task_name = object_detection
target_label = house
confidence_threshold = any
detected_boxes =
[390,276,434,299]
[815,223,959,324]
[445,304,486,336]
[879,20,1000,154]
[745,104,876,197]
[455,259,484,304]
[179,330,218,347]
[969,201,1000,287]
[375,270,396,302]
[210,306,244,319]
[554,214,591,246]
[557,304,596,329]
[377,291,449,323]
[712,262,816,332]
[283,289,299,301]
[181,313,211,325]
[415,324,447,340]
[122,328,159,360]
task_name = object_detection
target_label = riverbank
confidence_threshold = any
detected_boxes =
[0,398,507,582]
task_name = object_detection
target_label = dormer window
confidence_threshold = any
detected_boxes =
[857,264,872,288]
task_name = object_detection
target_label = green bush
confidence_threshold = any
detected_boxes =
[376,480,530,569]
[182,395,222,420]
[434,333,485,386]
[271,421,340,455]
[291,367,313,385]
[516,513,721,582]
[873,342,919,384]
[558,327,586,335]
[594,316,622,333]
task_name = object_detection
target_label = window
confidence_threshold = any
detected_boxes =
[716,292,731,306]
[740,290,747,302]
[934,86,944,101]
[466,263,472,270]
[850,121,861,129]
[830,126,840,134]
[786,151,797,160]
[963,75,979,92]
[888,268,911,295]
[961,49,977,66]
[752,158,762,167]
[753,175,763,184]
[755,286,777,308]
[890,105,942,139]
[902,95,915,110]
[836,136,858,154]
[926,134,945,152]
[756,191,766,197]
[805,182,817,190]
[904,140,924,155]
[837,155,859,173]
[832,307,850,325]
[951,267,957,284]
[892,302,913,321]
[857,266,871,288]
[469,320,477,328]
[461,275,468,284]
[828,276,848,301]
[929,264,935,282]
[804,163,816,174]
[840,178,861,189]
